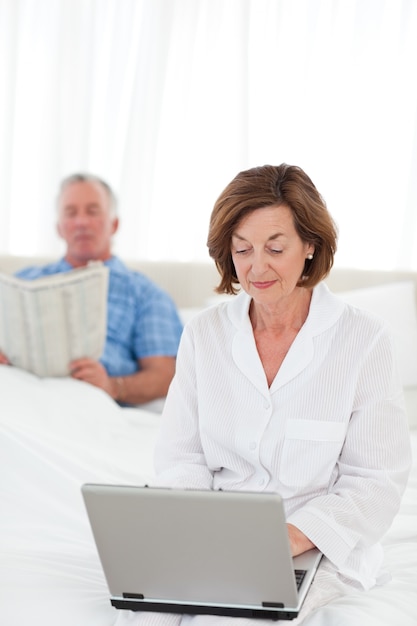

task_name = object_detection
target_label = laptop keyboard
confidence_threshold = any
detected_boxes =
[295,569,307,590]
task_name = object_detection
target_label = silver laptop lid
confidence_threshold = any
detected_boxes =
[82,484,320,615]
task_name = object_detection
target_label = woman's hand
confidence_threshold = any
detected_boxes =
[287,523,315,557]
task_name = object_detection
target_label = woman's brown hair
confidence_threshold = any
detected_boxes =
[207,164,338,294]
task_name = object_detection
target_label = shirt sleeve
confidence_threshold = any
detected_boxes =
[154,323,214,489]
[287,322,412,586]
[132,277,183,359]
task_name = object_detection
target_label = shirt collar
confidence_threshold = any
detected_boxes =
[227,281,345,337]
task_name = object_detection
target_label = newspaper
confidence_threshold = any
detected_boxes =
[0,262,109,378]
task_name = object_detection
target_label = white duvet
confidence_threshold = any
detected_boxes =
[0,366,416,626]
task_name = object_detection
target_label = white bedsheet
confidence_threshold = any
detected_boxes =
[0,366,416,626]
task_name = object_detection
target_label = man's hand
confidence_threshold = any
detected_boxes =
[70,355,176,405]
[0,351,10,365]
[69,357,116,397]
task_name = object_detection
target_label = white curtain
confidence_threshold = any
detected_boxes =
[1,0,416,269]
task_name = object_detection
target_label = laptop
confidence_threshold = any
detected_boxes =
[81,484,322,621]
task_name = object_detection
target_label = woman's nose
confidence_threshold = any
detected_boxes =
[251,252,269,275]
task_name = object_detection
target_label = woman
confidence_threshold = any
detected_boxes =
[119,164,412,624]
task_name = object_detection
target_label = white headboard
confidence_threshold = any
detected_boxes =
[1,254,417,310]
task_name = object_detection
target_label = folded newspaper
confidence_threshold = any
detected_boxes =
[0,262,109,377]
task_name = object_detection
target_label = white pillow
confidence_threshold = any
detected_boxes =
[179,307,203,325]
[179,296,237,325]
[338,281,417,388]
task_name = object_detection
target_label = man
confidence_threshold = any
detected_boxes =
[0,173,183,407]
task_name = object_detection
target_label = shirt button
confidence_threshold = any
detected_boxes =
[264,400,270,409]
[249,442,257,451]
[258,478,266,486]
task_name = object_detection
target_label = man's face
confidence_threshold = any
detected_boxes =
[57,180,118,267]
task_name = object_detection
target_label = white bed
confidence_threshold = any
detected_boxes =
[1,259,417,625]
[0,366,160,625]
[0,364,416,626]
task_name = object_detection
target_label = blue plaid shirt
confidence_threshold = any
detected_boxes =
[16,256,183,376]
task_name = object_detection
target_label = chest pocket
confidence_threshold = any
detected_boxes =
[279,419,346,496]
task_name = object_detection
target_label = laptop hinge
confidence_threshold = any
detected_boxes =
[123,593,144,599]
[262,601,284,608]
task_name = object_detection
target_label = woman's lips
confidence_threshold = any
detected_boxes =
[251,280,276,289]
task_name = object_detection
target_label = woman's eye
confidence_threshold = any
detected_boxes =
[235,249,249,255]
[269,249,283,254]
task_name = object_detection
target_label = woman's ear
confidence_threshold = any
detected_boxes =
[306,244,315,259]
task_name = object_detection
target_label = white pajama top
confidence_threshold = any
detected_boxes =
[154,282,412,589]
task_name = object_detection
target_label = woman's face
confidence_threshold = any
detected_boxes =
[231,204,314,305]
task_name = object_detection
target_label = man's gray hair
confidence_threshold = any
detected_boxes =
[57,173,118,215]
